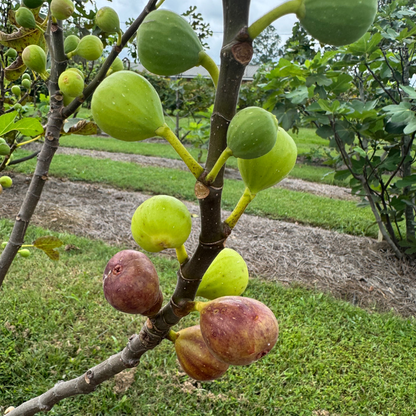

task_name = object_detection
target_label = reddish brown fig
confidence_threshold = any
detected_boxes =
[172,325,229,381]
[195,296,279,366]
[103,250,162,315]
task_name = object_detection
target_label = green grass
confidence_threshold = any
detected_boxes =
[0,220,415,415]
[58,133,345,186]
[10,150,375,237]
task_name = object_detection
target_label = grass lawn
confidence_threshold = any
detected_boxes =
[0,220,415,415]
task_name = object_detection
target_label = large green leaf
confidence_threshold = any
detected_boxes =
[12,118,44,137]
[0,111,18,136]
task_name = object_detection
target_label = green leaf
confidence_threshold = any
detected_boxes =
[395,175,416,189]
[286,86,309,104]
[305,74,332,87]
[33,236,64,261]
[401,85,416,99]
[272,103,299,131]
[335,120,355,145]
[404,117,416,135]
[0,111,18,136]
[316,125,333,139]
[329,73,353,95]
[12,118,44,137]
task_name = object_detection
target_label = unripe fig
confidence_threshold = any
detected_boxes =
[22,78,31,89]
[197,248,249,300]
[58,69,84,97]
[11,85,21,97]
[137,10,205,76]
[15,7,37,29]
[22,0,44,9]
[95,7,121,34]
[64,34,80,55]
[18,249,31,258]
[50,0,74,20]
[238,127,297,195]
[5,48,17,59]
[13,103,22,111]
[1,242,7,249]
[22,45,49,80]
[91,71,165,142]
[227,107,278,159]
[0,138,11,156]
[106,57,124,77]
[22,73,31,81]
[67,35,103,61]
[131,195,192,252]
[103,250,162,315]
[172,325,229,381]
[0,176,13,188]
[297,0,378,46]
[66,67,84,79]
[196,296,279,366]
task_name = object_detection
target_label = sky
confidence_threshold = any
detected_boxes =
[94,0,298,63]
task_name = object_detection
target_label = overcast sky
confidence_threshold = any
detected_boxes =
[94,0,298,63]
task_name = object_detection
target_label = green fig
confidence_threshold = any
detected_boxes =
[0,176,13,188]
[22,78,31,89]
[22,73,31,81]
[172,325,229,381]
[197,248,249,300]
[103,250,162,315]
[11,85,21,97]
[136,9,218,85]
[67,35,103,61]
[91,71,165,142]
[58,69,84,97]
[66,67,84,79]
[22,45,49,80]
[64,34,80,55]
[131,195,192,253]
[227,107,278,159]
[297,0,378,46]
[238,127,297,195]
[22,0,44,8]
[1,242,7,249]
[13,103,22,111]
[50,0,74,20]
[18,249,31,258]
[106,57,124,76]
[195,296,279,366]
[5,48,17,59]
[15,7,38,30]
[0,138,11,156]
[95,6,121,34]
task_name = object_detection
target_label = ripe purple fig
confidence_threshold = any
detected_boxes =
[171,325,229,381]
[103,250,162,316]
[195,296,279,366]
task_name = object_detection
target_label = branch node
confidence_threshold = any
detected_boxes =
[231,41,253,65]
[195,181,210,199]
[84,370,94,384]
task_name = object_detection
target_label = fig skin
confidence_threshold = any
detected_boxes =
[50,0,74,20]
[103,250,162,315]
[58,69,84,97]
[95,6,121,33]
[174,325,229,381]
[64,35,80,55]
[198,296,279,366]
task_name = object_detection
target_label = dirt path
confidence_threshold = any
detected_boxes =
[2,173,415,317]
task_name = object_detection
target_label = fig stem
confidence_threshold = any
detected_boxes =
[16,134,43,147]
[248,0,303,40]
[205,147,233,184]
[224,187,256,229]
[198,51,219,89]
[35,24,45,33]
[189,301,204,313]
[116,30,122,46]
[155,0,166,8]
[175,245,188,264]
[155,124,204,179]
[166,329,178,343]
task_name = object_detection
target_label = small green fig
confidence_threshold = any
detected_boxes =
[50,0,74,20]
[131,195,192,253]
[5,48,17,59]
[103,250,162,315]
[197,248,249,300]
[95,6,121,34]
[91,71,165,142]
[22,45,49,80]
[196,296,279,366]
[297,0,378,46]
[0,176,13,188]
[13,103,22,111]
[0,138,11,156]
[227,107,278,159]
[106,57,124,76]
[66,67,84,79]
[15,7,38,29]
[238,127,297,195]
[22,79,31,89]
[172,325,229,381]
[58,69,84,97]
[22,73,31,81]
[67,35,103,61]
[1,241,7,249]
[22,0,44,8]
[64,34,80,55]
[11,85,21,97]
[18,249,31,258]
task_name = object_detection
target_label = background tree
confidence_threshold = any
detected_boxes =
[252,25,281,64]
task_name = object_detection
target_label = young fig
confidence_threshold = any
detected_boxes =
[227,107,278,159]
[0,139,11,156]
[22,0,44,9]
[0,176,13,188]
[22,78,31,89]
[95,6,121,34]
[22,73,31,81]
[197,248,249,300]
[91,71,165,142]
[5,48,17,59]
[106,57,124,77]
[297,0,378,46]
[131,195,192,253]
[64,34,80,55]
[67,35,103,61]
[195,296,279,366]
[103,250,162,315]
[15,7,42,31]
[170,325,229,381]
[18,249,31,258]
[22,45,49,80]
[11,85,21,98]
[58,69,84,97]
[50,0,74,20]
[237,127,297,195]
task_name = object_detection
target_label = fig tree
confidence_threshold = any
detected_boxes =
[103,250,162,315]
[197,248,249,300]
[170,325,229,381]
[131,195,192,253]
[194,296,279,366]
